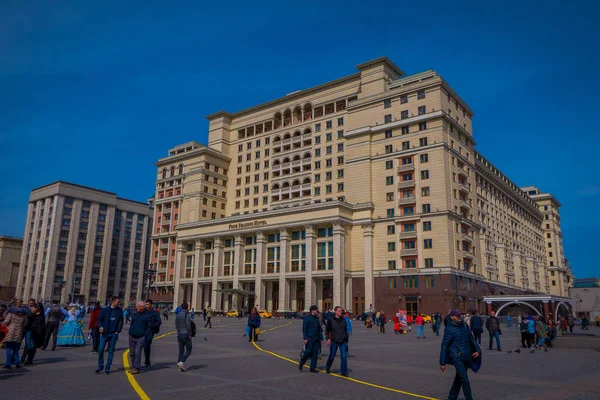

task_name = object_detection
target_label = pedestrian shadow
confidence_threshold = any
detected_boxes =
[0,371,29,380]
[186,364,208,371]
[32,357,67,365]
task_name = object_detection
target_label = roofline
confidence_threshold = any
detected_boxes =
[205,72,361,121]
[30,181,150,207]
[0,236,24,242]
[155,145,231,166]
[355,56,404,76]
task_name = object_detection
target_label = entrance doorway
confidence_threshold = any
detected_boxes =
[405,296,418,315]
[353,296,365,315]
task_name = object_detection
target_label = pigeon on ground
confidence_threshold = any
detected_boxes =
[544,348,548,352]
[507,350,512,354]
[529,350,536,353]
[515,349,521,354]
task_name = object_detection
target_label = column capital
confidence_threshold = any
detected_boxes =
[195,239,205,250]
[176,242,185,252]
[256,232,267,244]
[332,223,346,236]
[234,235,244,246]
[214,237,224,248]
[361,223,374,237]
[280,229,290,241]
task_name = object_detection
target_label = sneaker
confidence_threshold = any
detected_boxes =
[309,369,319,373]
[177,361,186,372]
[2,365,10,370]
[95,367,103,373]
[130,368,140,374]
[89,351,98,355]
[105,368,110,375]
[325,369,331,374]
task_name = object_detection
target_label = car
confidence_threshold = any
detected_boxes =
[420,314,432,323]
[284,312,301,319]
[258,310,272,319]
[226,310,239,317]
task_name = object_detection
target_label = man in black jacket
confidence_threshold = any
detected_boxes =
[96,297,124,374]
[298,305,322,373]
[325,306,349,377]
[469,312,483,345]
[440,309,480,400]
[128,301,151,374]
[485,311,502,351]
[143,299,162,369]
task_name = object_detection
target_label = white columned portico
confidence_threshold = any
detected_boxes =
[362,224,375,312]
[191,240,204,311]
[278,229,290,312]
[255,232,266,310]
[172,242,185,309]
[304,225,315,311]
[211,238,223,311]
[332,223,346,309]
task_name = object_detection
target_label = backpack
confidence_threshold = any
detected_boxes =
[152,312,162,334]
[190,314,196,338]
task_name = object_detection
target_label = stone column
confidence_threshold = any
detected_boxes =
[173,242,185,309]
[290,280,298,311]
[543,301,550,319]
[332,223,346,309]
[211,238,223,311]
[191,241,204,310]
[266,281,273,311]
[278,229,290,312]
[233,235,244,309]
[362,224,375,312]
[255,233,266,310]
[486,301,493,315]
[304,225,315,311]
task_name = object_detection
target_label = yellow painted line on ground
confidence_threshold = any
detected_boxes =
[251,323,439,400]
[123,322,241,400]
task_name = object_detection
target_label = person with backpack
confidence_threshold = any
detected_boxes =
[143,299,162,370]
[439,309,481,400]
[247,307,261,342]
[469,312,483,345]
[43,299,68,351]
[175,302,194,372]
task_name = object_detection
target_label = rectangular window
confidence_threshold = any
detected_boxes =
[419,137,428,146]
[385,130,392,138]
[384,114,392,124]
[387,209,395,218]
[386,176,394,185]
[386,192,394,201]
[422,204,431,213]
[326,133,332,141]
[423,239,432,249]
[419,122,427,131]
[388,242,396,251]
[401,126,409,135]
[337,143,344,152]
[418,106,426,115]
[421,170,430,179]
[337,117,344,126]
[404,275,418,287]
[420,154,429,163]
[326,120,333,129]
[401,110,409,119]
[425,276,435,288]
[388,262,397,271]
[385,145,393,154]
[326,146,332,154]
[423,221,432,231]
[421,187,430,196]
[337,169,344,178]
[385,160,393,169]
[425,258,434,268]
[388,277,397,287]
[315,123,321,132]
[337,183,344,192]
[387,225,395,235]
[400,94,408,104]
[384,99,392,108]
[402,141,410,150]
[417,90,426,99]
[338,130,344,139]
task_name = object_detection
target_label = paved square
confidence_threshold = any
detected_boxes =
[2,317,599,400]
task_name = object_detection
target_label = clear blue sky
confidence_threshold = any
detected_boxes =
[1,1,598,277]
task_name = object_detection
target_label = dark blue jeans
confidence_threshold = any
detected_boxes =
[98,333,118,369]
[326,341,347,374]
[449,359,473,400]
[144,332,154,365]
[299,339,320,370]
[4,342,21,367]
[177,334,192,363]
[489,330,501,350]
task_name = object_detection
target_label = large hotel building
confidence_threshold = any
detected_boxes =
[149,57,573,314]
[16,182,153,305]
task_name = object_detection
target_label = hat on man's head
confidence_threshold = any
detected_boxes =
[449,309,461,317]
[309,305,319,312]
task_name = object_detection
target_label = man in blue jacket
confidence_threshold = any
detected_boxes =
[128,301,151,374]
[143,299,162,369]
[440,309,481,400]
[469,312,483,345]
[298,305,322,373]
[96,297,124,374]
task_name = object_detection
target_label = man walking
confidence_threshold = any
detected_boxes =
[485,311,502,351]
[440,309,481,400]
[43,299,67,351]
[143,299,162,369]
[128,301,150,374]
[415,313,426,339]
[434,312,442,337]
[325,306,349,377]
[175,302,193,371]
[298,305,322,373]
[88,301,102,354]
[96,297,124,374]
[204,306,213,328]
[469,312,483,345]
[344,310,352,357]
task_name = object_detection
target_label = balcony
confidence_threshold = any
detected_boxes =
[398,196,416,206]
[458,181,469,192]
[397,179,415,189]
[461,234,473,242]
[400,248,418,256]
[485,264,497,272]
[397,164,415,172]
[463,250,474,259]
[459,200,471,209]
[399,231,417,239]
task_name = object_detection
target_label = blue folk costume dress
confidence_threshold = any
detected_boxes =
[57,308,85,346]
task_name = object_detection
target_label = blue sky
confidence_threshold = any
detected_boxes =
[1,1,598,277]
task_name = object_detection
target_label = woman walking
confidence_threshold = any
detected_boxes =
[88,301,102,354]
[2,301,28,369]
[22,303,45,365]
[535,316,548,350]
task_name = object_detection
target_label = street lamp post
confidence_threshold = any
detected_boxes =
[145,265,156,300]
[70,275,81,305]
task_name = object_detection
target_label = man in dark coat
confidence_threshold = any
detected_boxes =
[22,303,45,364]
[96,297,124,374]
[440,309,481,400]
[485,310,502,351]
[143,299,162,369]
[298,305,323,373]
[325,306,349,377]
[469,312,483,345]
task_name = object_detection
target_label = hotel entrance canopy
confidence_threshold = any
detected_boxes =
[483,294,573,320]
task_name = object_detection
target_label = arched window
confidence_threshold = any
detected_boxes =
[162,168,167,179]
[302,177,311,184]
[293,155,301,161]
[282,181,290,188]
[303,152,311,159]
[283,133,291,140]
[170,166,175,177]
[178,164,184,175]
[292,179,300,186]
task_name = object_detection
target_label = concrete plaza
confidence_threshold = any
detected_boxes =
[1,316,599,400]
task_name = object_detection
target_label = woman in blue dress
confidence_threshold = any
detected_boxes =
[57,306,85,346]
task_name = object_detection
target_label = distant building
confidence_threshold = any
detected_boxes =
[0,236,23,300]
[16,181,153,305]
[570,278,600,318]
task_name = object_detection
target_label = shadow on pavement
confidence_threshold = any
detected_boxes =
[31,357,68,365]
[0,371,29,379]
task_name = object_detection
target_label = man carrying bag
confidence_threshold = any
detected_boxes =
[298,305,322,373]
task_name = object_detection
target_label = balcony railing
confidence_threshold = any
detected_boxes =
[399,231,417,239]
[397,179,415,189]
[400,248,418,256]
[398,196,416,206]
[463,250,474,258]
[397,164,415,172]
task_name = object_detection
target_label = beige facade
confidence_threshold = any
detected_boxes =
[522,186,573,296]
[150,57,572,314]
[16,181,153,305]
[0,236,23,300]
